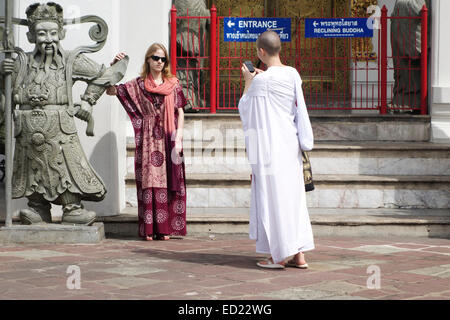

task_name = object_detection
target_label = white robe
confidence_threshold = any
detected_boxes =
[238,66,315,263]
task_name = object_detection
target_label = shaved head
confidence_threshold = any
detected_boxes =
[256,31,281,56]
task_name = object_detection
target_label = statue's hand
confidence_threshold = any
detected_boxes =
[75,100,93,123]
[0,58,15,75]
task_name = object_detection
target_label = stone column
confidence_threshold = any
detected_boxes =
[430,0,450,143]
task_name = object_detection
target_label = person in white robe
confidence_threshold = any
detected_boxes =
[238,31,315,269]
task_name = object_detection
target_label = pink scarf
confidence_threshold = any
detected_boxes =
[144,73,179,136]
[143,73,182,192]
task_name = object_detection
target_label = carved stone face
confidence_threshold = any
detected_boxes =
[34,21,60,56]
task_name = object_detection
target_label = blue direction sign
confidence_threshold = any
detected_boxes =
[224,17,291,42]
[305,18,373,38]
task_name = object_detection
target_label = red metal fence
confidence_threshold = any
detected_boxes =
[170,4,428,114]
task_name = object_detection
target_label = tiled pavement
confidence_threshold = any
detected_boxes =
[0,235,449,300]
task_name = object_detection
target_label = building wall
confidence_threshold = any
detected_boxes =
[431,0,450,142]
[2,0,449,220]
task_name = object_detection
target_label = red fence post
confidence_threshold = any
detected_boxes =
[421,5,428,115]
[209,5,217,114]
[380,5,388,114]
[170,5,177,76]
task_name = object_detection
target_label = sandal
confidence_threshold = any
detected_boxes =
[145,235,154,241]
[286,259,308,269]
[256,258,285,269]
[157,235,170,241]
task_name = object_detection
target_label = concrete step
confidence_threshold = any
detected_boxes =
[5,208,449,238]
[125,172,450,185]
[126,141,450,176]
[124,173,450,209]
[180,113,431,142]
[98,207,450,238]
[127,140,450,152]
[126,114,431,150]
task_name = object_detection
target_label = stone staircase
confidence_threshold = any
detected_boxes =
[103,113,450,238]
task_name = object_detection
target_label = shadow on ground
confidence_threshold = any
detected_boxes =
[133,247,262,270]
[106,234,265,271]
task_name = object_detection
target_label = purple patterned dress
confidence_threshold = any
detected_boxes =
[116,77,187,238]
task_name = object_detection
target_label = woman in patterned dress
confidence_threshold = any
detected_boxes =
[106,43,187,241]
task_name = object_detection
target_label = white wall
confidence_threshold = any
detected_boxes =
[8,0,172,218]
[119,0,172,137]
[117,0,172,209]
[430,0,450,142]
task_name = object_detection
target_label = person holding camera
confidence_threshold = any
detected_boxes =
[239,31,315,269]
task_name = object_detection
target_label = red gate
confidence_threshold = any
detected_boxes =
[170,4,428,115]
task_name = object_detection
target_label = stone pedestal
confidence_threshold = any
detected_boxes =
[0,223,105,244]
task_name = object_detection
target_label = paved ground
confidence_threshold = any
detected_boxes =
[0,234,449,300]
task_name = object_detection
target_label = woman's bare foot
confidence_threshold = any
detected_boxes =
[256,257,286,269]
[286,252,308,269]
[145,235,153,241]
[258,257,285,266]
[157,235,170,240]
[294,252,307,265]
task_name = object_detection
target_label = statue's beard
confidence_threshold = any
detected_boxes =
[38,42,63,72]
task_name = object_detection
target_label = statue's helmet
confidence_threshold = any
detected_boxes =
[25,2,65,42]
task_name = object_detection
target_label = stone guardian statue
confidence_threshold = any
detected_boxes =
[0,2,128,225]
[390,0,431,113]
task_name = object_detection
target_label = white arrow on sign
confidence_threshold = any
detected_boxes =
[227,20,235,28]
[313,21,318,27]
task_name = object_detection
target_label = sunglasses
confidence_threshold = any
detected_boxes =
[150,55,167,63]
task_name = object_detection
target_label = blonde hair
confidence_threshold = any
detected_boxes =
[140,43,174,79]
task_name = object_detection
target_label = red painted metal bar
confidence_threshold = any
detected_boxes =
[170,5,177,76]
[421,5,428,115]
[210,5,217,113]
[186,8,191,104]
[377,21,381,109]
[380,5,388,114]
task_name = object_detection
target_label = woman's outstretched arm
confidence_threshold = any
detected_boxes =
[105,52,127,96]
